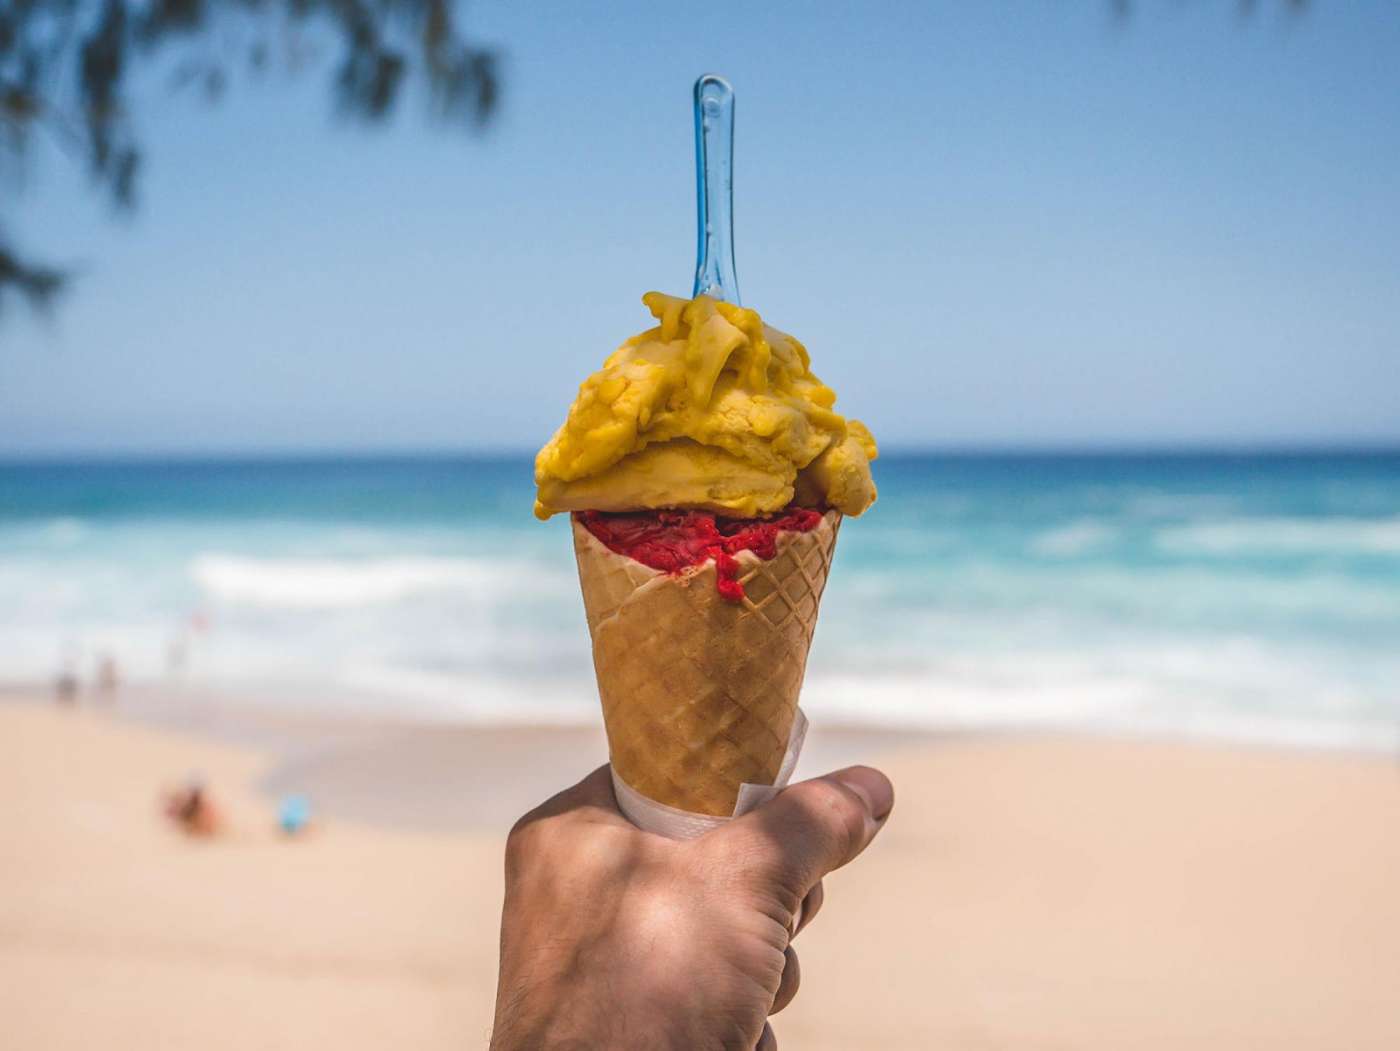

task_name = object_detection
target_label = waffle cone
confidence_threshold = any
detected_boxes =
[571,510,841,816]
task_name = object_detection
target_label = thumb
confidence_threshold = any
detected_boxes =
[715,766,894,894]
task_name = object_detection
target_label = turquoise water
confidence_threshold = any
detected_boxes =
[3,453,1399,748]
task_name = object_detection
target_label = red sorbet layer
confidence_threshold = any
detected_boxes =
[578,507,824,603]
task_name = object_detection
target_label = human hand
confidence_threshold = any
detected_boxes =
[488,763,894,1051]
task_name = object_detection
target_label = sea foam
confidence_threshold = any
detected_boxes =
[5,454,1399,753]
[1157,516,1400,556]
[190,554,563,608]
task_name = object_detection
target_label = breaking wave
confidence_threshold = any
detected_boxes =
[190,554,565,608]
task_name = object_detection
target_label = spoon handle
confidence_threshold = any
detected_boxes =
[692,75,740,305]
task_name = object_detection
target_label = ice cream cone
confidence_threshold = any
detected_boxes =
[571,510,842,816]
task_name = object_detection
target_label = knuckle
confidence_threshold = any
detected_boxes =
[505,812,538,850]
[781,945,801,1000]
[502,830,529,879]
[503,812,550,876]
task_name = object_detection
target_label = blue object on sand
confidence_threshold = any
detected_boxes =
[278,794,311,835]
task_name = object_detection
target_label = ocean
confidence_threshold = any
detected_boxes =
[3,452,1399,750]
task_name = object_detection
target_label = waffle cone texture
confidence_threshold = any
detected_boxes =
[571,510,841,816]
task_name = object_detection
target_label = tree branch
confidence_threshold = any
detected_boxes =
[0,0,502,318]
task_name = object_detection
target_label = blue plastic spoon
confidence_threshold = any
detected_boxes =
[692,74,740,305]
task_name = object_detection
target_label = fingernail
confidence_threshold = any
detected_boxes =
[832,766,894,823]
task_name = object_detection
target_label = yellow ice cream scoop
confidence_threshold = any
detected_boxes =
[533,291,877,519]
[536,75,876,522]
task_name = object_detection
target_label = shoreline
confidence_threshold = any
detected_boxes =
[10,671,1400,751]
[6,678,1398,833]
[0,683,941,833]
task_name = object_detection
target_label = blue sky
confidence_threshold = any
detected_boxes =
[4,0,1399,455]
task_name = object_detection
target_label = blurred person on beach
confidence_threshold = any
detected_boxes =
[162,775,224,838]
[53,663,79,706]
[489,764,894,1051]
[96,654,121,699]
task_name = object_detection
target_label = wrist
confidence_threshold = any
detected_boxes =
[489,967,709,1051]
[490,967,625,1051]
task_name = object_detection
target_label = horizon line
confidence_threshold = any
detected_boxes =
[3,440,1400,467]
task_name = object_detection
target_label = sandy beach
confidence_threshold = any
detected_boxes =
[4,697,1400,1050]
